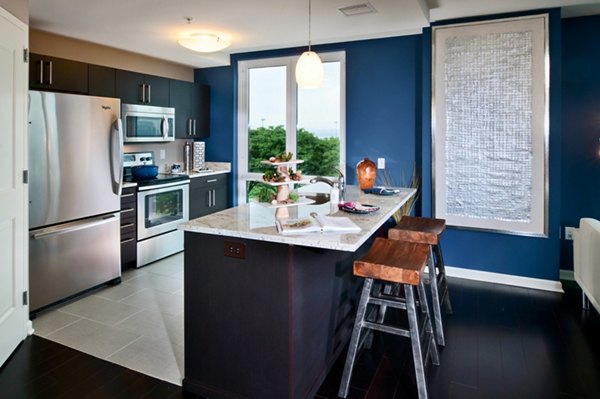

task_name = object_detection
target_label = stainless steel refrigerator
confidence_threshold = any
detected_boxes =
[28,91,123,312]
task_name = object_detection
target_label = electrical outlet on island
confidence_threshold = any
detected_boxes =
[377,158,385,169]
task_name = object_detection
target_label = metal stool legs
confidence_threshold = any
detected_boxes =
[338,278,439,399]
[408,280,440,398]
[339,279,373,398]
[416,243,452,346]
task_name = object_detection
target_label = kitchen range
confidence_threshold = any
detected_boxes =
[123,152,190,267]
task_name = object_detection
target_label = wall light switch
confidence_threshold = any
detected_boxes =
[159,149,166,160]
[377,158,385,169]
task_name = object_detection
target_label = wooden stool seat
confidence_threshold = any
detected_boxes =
[388,216,446,245]
[354,238,429,285]
[339,237,439,399]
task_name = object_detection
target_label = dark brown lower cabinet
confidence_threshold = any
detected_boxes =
[120,186,137,270]
[189,173,227,219]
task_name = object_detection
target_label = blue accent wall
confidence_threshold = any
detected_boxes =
[560,14,600,269]
[195,8,600,282]
[195,66,236,207]
[196,35,423,209]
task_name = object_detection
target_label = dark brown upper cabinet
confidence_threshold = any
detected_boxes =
[116,69,170,107]
[88,65,116,98]
[29,53,88,94]
[170,79,210,139]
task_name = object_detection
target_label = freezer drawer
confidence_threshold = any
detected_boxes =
[29,213,121,312]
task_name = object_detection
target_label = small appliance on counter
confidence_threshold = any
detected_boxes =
[124,152,190,267]
[192,141,206,171]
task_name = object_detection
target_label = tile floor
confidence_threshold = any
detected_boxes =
[32,252,185,385]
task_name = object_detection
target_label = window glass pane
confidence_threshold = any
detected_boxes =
[297,61,341,176]
[248,66,286,173]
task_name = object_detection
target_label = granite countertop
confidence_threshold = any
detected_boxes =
[187,162,231,178]
[179,185,415,252]
[122,162,231,188]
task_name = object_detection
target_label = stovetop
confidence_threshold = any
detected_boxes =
[123,172,190,187]
[123,151,189,187]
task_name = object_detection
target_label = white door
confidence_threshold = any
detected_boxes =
[0,6,29,367]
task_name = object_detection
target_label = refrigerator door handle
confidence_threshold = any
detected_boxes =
[31,213,119,240]
[110,119,124,196]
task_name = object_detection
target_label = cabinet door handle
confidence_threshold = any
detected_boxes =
[121,238,135,244]
[139,84,145,103]
[206,179,217,183]
[193,119,197,136]
[147,84,151,103]
[121,223,135,229]
[47,60,53,85]
[187,119,192,135]
[121,208,135,214]
[121,193,135,198]
[37,60,44,84]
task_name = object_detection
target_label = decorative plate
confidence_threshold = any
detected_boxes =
[338,202,380,214]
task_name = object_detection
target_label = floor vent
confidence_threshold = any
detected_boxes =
[338,2,377,17]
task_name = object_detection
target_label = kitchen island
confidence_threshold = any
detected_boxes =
[179,186,415,399]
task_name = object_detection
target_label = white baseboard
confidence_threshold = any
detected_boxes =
[445,266,564,293]
[560,269,575,281]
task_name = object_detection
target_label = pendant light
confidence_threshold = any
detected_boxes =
[295,0,323,88]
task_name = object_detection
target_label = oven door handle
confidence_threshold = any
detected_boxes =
[137,180,191,191]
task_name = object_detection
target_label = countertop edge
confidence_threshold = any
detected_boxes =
[180,187,415,252]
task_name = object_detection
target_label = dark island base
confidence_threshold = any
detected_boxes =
[183,232,376,399]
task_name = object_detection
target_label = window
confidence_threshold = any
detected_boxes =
[237,52,346,203]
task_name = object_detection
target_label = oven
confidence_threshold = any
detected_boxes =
[136,180,189,267]
[138,181,189,240]
[124,151,190,267]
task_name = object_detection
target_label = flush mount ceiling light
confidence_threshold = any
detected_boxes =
[178,17,231,53]
[295,0,323,89]
[178,33,230,53]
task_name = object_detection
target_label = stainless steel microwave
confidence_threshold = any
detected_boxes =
[122,103,175,143]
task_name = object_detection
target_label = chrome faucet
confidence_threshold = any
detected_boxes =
[336,169,346,201]
[309,169,346,201]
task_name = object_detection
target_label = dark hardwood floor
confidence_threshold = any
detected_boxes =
[316,278,600,399]
[1,278,599,399]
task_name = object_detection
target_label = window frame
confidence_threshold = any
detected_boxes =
[237,51,346,204]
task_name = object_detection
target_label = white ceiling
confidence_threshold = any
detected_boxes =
[29,0,600,68]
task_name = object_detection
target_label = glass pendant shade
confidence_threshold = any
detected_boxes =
[295,50,324,89]
[178,33,230,53]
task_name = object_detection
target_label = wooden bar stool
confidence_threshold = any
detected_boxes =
[389,216,453,346]
[338,237,440,399]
